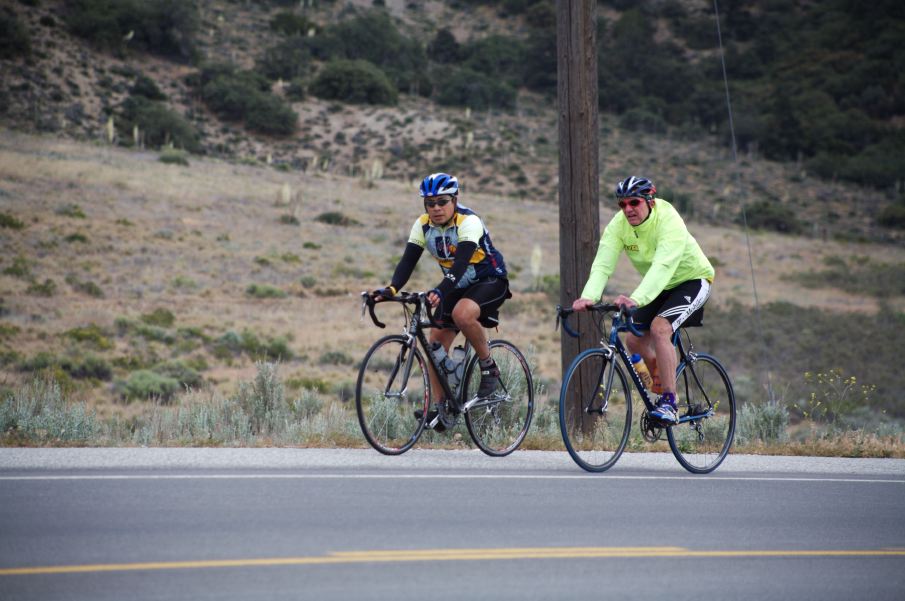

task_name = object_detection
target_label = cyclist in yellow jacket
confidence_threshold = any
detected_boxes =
[572,176,715,424]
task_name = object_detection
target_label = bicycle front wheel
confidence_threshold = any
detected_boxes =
[463,340,534,457]
[667,353,736,474]
[559,349,632,472]
[355,335,430,455]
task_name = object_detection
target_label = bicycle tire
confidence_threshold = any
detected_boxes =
[559,348,632,472]
[667,353,736,474]
[355,335,430,455]
[462,340,534,457]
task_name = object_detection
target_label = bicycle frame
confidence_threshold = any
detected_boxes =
[603,318,715,424]
[367,292,471,409]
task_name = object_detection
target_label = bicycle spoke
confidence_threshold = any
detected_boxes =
[356,336,429,455]
[464,340,534,457]
[559,350,631,472]
[667,354,736,473]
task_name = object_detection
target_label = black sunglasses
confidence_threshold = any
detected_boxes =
[617,198,644,209]
[424,197,453,208]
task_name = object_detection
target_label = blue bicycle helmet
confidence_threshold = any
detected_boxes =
[419,172,459,197]
[615,176,656,200]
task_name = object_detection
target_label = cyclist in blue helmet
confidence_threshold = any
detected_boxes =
[371,172,510,431]
[571,175,715,425]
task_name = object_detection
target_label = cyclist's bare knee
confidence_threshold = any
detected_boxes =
[650,317,672,341]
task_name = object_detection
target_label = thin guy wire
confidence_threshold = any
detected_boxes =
[712,0,776,403]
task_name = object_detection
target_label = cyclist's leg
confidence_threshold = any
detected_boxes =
[451,277,509,362]
[648,279,712,395]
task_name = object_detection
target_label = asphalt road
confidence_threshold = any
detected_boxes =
[1,449,903,601]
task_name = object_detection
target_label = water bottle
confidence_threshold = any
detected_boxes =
[430,341,449,371]
[446,345,467,391]
[631,354,654,390]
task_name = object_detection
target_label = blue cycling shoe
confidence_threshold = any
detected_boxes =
[649,397,678,424]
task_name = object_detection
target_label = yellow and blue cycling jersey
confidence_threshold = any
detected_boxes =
[408,205,507,288]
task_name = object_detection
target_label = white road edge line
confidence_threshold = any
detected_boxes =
[0,474,902,484]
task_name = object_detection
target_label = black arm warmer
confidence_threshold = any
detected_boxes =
[436,241,478,297]
[390,243,424,292]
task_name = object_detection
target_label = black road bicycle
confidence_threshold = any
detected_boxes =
[556,303,736,474]
[356,291,534,457]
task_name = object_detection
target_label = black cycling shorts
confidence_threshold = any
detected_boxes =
[438,277,511,329]
[631,279,712,333]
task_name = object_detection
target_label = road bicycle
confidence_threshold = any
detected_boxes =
[356,291,534,457]
[556,303,736,474]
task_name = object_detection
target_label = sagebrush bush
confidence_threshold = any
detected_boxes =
[1,378,100,444]
[0,212,25,229]
[246,283,287,299]
[739,199,803,234]
[121,369,180,403]
[735,401,789,446]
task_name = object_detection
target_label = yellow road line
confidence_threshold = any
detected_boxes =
[2,547,904,576]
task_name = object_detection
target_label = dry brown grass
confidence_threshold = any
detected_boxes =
[1,129,904,427]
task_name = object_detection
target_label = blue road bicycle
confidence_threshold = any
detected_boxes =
[556,303,736,474]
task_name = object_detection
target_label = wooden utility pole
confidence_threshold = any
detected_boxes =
[557,0,600,392]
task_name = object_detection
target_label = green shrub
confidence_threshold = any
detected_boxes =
[56,203,86,218]
[152,360,203,389]
[159,148,189,165]
[64,0,199,61]
[0,12,31,59]
[130,74,167,100]
[319,350,353,365]
[258,36,312,81]
[315,211,361,226]
[285,375,330,393]
[300,275,317,288]
[62,354,113,380]
[307,10,427,94]
[246,283,288,299]
[63,324,114,350]
[141,308,175,328]
[269,11,317,36]
[198,64,297,135]
[118,96,200,152]
[0,212,25,229]
[739,200,803,234]
[65,274,105,298]
[64,232,89,243]
[285,78,306,101]
[877,201,905,229]
[26,279,57,297]
[434,67,517,111]
[310,59,398,105]
[2,256,30,278]
[121,369,180,402]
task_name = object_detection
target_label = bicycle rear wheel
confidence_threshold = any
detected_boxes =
[559,349,632,472]
[355,335,430,455]
[667,353,736,474]
[462,340,534,457]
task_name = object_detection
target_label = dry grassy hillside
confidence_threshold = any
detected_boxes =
[1,0,900,246]
[2,129,904,418]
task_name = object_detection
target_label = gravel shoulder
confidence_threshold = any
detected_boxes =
[1,448,904,476]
